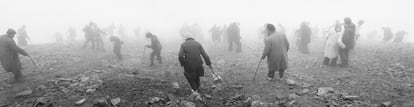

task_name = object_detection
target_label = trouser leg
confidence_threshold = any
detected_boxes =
[195,76,200,91]
[114,46,122,60]
[344,49,350,65]
[323,57,330,65]
[339,49,348,66]
[156,50,162,64]
[304,43,309,54]
[91,40,97,50]
[339,49,345,65]
[98,39,104,50]
[185,74,200,91]
[329,57,338,66]
[235,40,242,53]
[279,69,285,79]
[228,40,233,52]
[267,70,276,79]
[14,70,23,81]
[82,39,90,49]
[150,51,155,65]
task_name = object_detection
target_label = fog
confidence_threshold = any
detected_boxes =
[1,0,413,44]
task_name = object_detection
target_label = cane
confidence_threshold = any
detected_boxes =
[28,56,40,71]
[142,46,146,64]
[252,59,263,81]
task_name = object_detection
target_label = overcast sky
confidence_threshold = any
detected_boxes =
[0,0,412,43]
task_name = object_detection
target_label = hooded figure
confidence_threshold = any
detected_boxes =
[91,24,105,51]
[297,22,311,54]
[110,36,124,60]
[145,32,162,66]
[178,37,211,95]
[227,22,242,53]
[261,24,289,80]
[82,22,95,49]
[323,21,344,66]
[339,17,356,67]
[0,29,29,81]
[17,25,30,47]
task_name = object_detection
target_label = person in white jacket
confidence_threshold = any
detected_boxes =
[323,21,345,66]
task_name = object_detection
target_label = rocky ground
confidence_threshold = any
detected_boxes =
[1,39,414,107]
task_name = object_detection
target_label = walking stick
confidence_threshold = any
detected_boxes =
[142,46,146,64]
[28,56,40,71]
[252,59,263,81]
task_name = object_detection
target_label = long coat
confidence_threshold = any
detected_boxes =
[299,26,312,45]
[150,36,162,51]
[342,23,356,50]
[227,24,241,42]
[17,29,29,46]
[324,29,342,58]
[178,38,211,77]
[0,34,28,73]
[262,32,289,71]
[110,36,123,50]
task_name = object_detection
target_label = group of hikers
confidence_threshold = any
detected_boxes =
[208,22,242,53]
[0,17,410,100]
[321,18,358,67]
[382,27,408,43]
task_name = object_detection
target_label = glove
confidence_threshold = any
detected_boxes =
[261,56,266,60]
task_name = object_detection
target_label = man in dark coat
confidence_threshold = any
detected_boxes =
[17,25,30,47]
[91,24,105,51]
[145,32,162,66]
[297,22,311,54]
[82,22,95,49]
[110,36,124,60]
[261,24,289,81]
[227,22,242,53]
[0,29,29,82]
[339,17,356,67]
[178,37,212,96]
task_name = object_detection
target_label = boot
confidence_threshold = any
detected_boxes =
[323,57,330,65]
[14,71,24,82]
[329,57,337,66]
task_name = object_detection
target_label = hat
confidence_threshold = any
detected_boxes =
[145,32,153,37]
[344,17,352,24]
[6,29,16,34]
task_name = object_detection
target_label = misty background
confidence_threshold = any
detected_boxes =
[1,0,413,44]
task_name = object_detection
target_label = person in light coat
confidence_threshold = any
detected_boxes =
[323,21,345,66]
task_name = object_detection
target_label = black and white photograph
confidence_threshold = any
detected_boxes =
[0,0,413,106]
